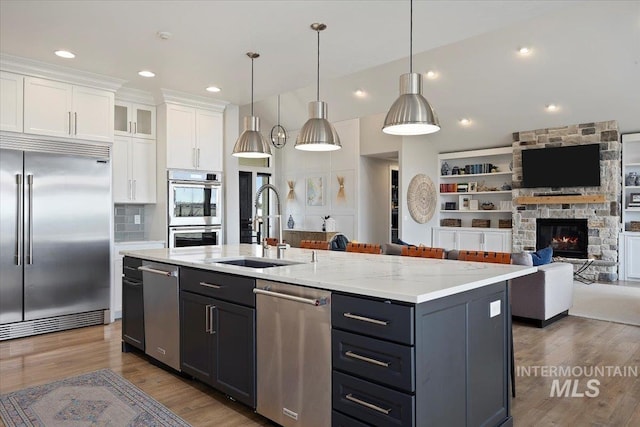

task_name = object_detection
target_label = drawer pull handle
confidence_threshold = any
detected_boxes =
[200,281,222,289]
[345,351,390,367]
[345,394,391,415]
[343,312,389,326]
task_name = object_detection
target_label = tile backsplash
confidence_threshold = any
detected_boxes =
[114,204,146,242]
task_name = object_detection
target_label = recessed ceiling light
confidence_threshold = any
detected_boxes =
[354,89,366,97]
[545,104,558,112]
[459,118,472,126]
[425,70,438,79]
[54,50,75,59]
[518,46,531,55]
[206,86,221,93]
[138,70,155,78]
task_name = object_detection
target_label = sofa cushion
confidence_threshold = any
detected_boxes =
[531,246,553,266]
[381,243,405,256]
[511,252,533,266]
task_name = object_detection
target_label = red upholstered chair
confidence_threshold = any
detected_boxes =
[458,250,511,264]
[401,246,446,259]
[346,243,381,254]
[300,240,330,250]
[264,237,279,246]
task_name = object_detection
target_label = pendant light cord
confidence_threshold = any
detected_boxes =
[409,0,413,74]
[277,95,280,124]
[316,28,320,101]
[250,56,254,116]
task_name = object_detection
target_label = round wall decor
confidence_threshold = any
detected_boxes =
[407,174,436,224]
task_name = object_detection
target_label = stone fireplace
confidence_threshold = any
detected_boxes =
[511,120,620,282]
[536,218,588,259]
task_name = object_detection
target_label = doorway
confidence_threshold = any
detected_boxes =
[238,171,271,244]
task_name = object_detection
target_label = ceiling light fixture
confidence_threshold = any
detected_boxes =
[295,23,341,152]
[54,50,75,59]
[270,95,288,149]
[383,0,440,136]
[232,52,272,158]
[138,70,155,78]
[518,46,531,55]
[459,118,471,126]
[425,70,437,79]
[206,86,221,93]
[545,104,558,111]
[355,89,366,97]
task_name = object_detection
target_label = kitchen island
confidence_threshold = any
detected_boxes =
[121,244,535,427]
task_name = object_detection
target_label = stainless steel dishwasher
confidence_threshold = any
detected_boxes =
[254,280,331,427]
[139,261,180,371]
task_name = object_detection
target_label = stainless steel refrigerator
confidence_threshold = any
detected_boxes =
[1,135,110,339]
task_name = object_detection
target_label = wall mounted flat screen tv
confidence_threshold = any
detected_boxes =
[521,144,601,188]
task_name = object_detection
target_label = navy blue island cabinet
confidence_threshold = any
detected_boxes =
[331,281,512,427]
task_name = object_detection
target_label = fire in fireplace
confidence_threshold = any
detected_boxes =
[536,218,588,259]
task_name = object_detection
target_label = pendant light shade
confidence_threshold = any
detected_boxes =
[232,52,272,158]
[383,0,440,136]
[295,23,341,152]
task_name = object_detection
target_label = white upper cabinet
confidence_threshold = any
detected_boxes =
[164,103,222,171]
[115,101,156,139]
[0,71,24,133]
[112,136,156,204]
[23,76,114,142]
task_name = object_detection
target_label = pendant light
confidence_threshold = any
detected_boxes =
[295,23,341,152]
[383,0,440,135]
[270,95,288,148]
[232,52,272,158]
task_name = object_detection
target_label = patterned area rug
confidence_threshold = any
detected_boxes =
[0,369,191,426]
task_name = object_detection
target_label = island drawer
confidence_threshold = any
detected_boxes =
[333,371,414,427]
[181,267,255,307]
[333,410,372,427]
[332,329,414,393]
[332,294,414,345]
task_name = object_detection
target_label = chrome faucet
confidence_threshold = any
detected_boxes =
[254,183,286,258]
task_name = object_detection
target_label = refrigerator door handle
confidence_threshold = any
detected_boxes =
[16,174,23,266]
[27,174,33,265]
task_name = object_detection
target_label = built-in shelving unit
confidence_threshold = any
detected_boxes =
[437,146,513,230]
[620,132,640,281]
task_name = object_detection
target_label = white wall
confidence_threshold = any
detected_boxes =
[399,136,440,245]
[223,104,240,244]
[359,113,401,157]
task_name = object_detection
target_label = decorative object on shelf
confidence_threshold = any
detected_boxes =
[232,52,272,158]
[444,202,456,210]
[441,218,461,227]
[626,172,639,186]
[458,195,470,210]
[287,180,295,200]
[306,176,324,206]
[469,200,479,210]
[472,218,491,228]
[287,214,295,229]
[501,182,512,190]
[452,166,460,175]
[630,221,640,232]
[383,0,440,135]
[295,23,341,151]
[407,173,436,223]
[491,166,499,173]
[468,182,477,192]
[441,161,451,176]
[499,219,512,229]
[481,202,495,210]
[337,176,346,200]
[457,183,468,192]
[629,193,640,207]
[270,94,288,148]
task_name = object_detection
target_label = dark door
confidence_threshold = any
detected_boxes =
[239,171,253,243]
[212,298,256,408]
[180,291,214,384]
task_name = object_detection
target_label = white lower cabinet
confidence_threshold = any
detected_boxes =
[622,233,640,281]
[112,136,156,203]
[432,227,512,253]
[112,241,164,319]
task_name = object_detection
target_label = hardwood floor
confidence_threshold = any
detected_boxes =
[1,317,638,426]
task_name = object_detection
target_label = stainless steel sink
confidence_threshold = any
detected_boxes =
[203,257,302,269]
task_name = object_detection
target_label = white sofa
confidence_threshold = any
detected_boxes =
[510,262,574,327]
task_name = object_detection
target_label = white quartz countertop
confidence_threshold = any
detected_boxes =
[120,244,537,304]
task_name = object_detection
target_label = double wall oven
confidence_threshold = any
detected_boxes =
[168,170,222,248]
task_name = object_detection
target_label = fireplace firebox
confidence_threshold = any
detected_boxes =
[536,218,588,259]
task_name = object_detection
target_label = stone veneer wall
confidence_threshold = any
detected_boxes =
[511,120,620,282]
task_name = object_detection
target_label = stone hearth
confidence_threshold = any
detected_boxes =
[511,120,620,282]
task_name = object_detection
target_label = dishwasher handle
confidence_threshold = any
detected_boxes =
[253,288,328,306]
[138,265,177,277]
